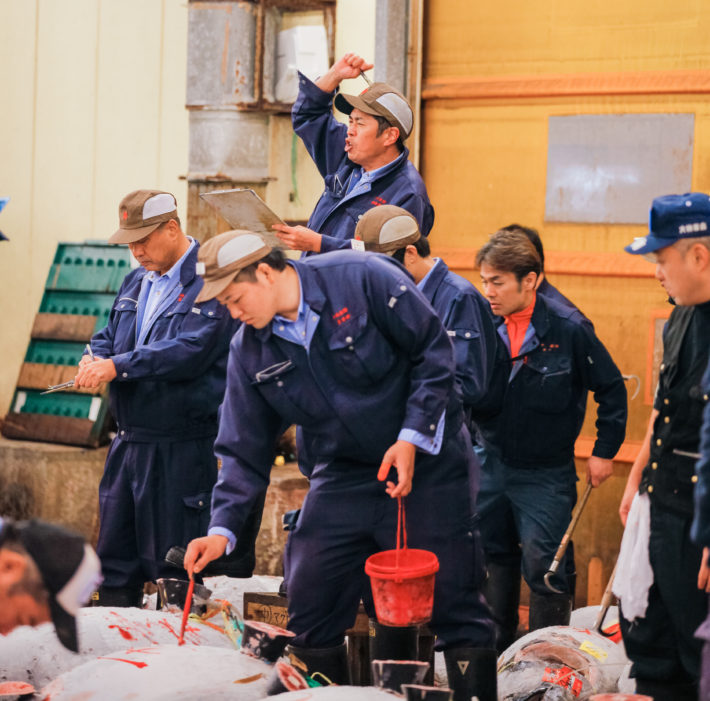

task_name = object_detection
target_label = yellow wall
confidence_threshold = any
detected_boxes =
[0,0,189,415]
[426,0,710,77]
[422,3,710,448]
[422,0,710,603]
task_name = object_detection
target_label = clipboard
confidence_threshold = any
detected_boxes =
[200,189,286,248]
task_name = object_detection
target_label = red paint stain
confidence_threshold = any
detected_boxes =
[157,619,179,639]
[106,610,159,644]
[108,624,135,640]
[98,656,148,669]
[157,617,200,644]
[0,682,35,694]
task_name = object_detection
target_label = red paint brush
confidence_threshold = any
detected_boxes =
[177,576,195,645]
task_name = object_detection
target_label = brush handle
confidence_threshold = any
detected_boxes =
[177,577,195,645]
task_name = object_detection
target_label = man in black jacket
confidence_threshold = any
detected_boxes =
[617,192,710,701]
[474,229,627,652]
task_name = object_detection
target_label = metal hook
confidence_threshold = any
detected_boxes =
[622,374,641,401]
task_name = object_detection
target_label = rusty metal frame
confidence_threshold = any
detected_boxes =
[248,0,336,113]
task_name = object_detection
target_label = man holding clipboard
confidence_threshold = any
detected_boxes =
[272,53,434,254]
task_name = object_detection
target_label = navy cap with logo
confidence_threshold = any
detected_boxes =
[625,192,710,255]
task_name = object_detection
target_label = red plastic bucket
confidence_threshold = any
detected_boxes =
[365,498,439,626]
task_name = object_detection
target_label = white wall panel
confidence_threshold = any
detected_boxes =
[0,0,189,414]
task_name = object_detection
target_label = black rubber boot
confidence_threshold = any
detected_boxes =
[483,562,521,653]
[90,585,144,608]
[285,642,350,686]
[443,647,497,701]
[635,676,698,701]
[528,591,572,631]
[369,619,419,661]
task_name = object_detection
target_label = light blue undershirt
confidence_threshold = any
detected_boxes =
[416,257,441,290]
[340,152,404,204]
[135,238,196,345]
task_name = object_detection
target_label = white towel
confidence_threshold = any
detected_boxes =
[612,491,654,622]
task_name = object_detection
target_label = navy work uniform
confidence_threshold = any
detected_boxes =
[693,354,710,701]
[90,243,237,588]
[209,251,494,650]
[621,302,710,692]
[292,73,434,253]
[418,258,500,440]
[474,294,627,595]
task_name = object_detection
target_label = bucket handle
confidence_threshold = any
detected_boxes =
[395,496,408,570]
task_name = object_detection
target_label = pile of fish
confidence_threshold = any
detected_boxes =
[41,645,271,701]
[497,624,630,701]
[0,606,234,690]
[0,574,282,698]
[0,576,634,700]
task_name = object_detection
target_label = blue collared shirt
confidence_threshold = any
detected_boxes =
[417,258,440,290]
[135,238,196,344]
[271,276,319,348]
[342,154,405,204]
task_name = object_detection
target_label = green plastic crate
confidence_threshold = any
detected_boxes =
[24,340,88,366]
[39,291,116,332]
[11,390,100,419]
[45,243,131,293]
[2,240,130,447]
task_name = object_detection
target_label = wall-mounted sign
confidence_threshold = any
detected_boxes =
[545,113,694,224]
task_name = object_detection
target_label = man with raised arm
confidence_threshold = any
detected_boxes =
[273,53,433,254]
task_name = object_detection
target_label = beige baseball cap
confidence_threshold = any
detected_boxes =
[195,230,272,303]
[109,190,178,244]
[354,205,421,254]
[334,83,414,140]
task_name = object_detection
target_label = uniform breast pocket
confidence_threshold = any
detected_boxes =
[327,313,396,385]
[520,357,573,412]
[153,309,188,337]
[111,297,138,349]
[251,360,315,424]
[450,327,480,363]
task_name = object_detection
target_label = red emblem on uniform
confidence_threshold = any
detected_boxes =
[333,307,351,325]
[371,197,387,206]
[177,293,185,302]
[122,209,128,220]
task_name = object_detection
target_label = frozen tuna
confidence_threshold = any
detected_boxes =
[497,625,630,700]
[0,606,232,689]
[41,644,271,700]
